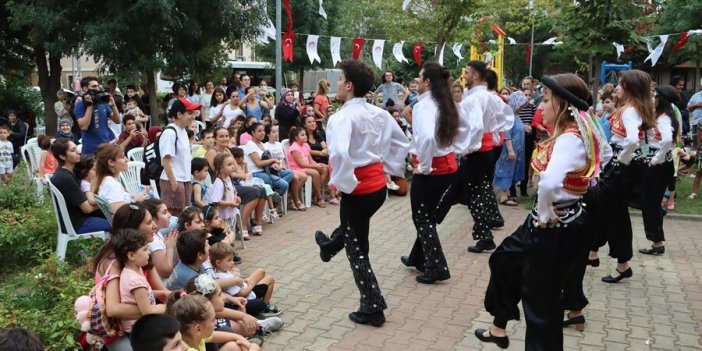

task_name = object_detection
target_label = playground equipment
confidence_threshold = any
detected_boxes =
[600,61,632,86]
[466,23,506,89]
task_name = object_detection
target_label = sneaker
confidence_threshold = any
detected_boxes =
[258,316,284,334]
[386,181,400,191]
[234,254,243,264]
[260,304,282,317]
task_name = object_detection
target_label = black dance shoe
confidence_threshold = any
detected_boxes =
[348,311,385,327]
[315,230,335,262]
[468,239,496,253]
[400,256,425,272]
[489,219,505,229]
[587,258,600,267]
[474,328,509,349]
[415,273,450,284]
[639,246,665,255]
[602,267,633,283]
[563,315,586,331]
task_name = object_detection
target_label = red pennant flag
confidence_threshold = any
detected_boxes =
[526,43,532,64]
[413,42,423,67]
[672,31,690,51]
[352,38,364,60]
[283,0,293,32]
[283,32,296,63]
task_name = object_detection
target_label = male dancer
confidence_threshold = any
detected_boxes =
[436,61,513,253]
[314,60,410,326]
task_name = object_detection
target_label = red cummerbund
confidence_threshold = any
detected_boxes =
[411,152,458,175]
[352,162,386,195]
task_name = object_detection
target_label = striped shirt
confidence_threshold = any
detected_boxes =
[518,103,536,125]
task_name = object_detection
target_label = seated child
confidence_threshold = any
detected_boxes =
[209,242,280,318]
[112,228,166,333]
[143,198,178,279]
[130,314,185,351]
[75,155,97,206]
[166,229,210,291]
[231,147,280,220]
[201,204,241,264]
[37,135,57,180]
[193,128,214,158]
[191,157,210,207]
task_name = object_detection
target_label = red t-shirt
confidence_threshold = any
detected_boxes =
[531,109,553,136]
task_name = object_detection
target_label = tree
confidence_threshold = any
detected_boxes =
[7,0,86,133]
[81,0,266,124]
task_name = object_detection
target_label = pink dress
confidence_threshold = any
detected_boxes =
[287,142,311,171]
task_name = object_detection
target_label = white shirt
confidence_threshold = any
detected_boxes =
[410,91,475,174]
[645,114,674,165]
[264,141,286,165]
[209,103,224,123]
[222,105,243,128]
[610,107,642,165]
[214,270,255,299]
[536,133,587,223]
[242,140,265,173]
[98,176,131,205]
[201,93,213,121]
[327,98,410,194]
[159,124,192,182]
[460,85,512,153]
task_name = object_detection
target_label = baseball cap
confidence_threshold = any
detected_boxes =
[169,97,201,117]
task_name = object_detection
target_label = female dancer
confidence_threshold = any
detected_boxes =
[591,70,655,283]
[639,85,679,255]
[400,62,471,284]
[314,60,409,327]
[474,74,600,350]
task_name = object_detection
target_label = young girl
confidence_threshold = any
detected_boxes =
[265,124,307,210]
[94,143,149,214]
[209,153,246,239]
[75,155,97,206]
[287,126,329,208]
[113,228,166,333]
[231,147,280,220]
[36,135,57,180]
[166,292,259,351]
[208,88,228,128]
[201,204,241,264]
[143,198,178,280]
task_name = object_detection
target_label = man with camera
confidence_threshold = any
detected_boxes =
[74,76,121,155]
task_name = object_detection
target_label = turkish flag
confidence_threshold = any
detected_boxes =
[413,42,423,66]
[352,38,364,60]
[672,31,690,51]
[283,32,296,63]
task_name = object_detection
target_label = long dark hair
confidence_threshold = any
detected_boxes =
[619,70,656,131]
[422,62,458,148]
[655,85,681,140]
[210,88,226,108]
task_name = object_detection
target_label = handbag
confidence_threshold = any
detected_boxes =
[260,150,280,176]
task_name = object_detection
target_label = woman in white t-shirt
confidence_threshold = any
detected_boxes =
[93,143,149,214]
[208,87,228,127]
[200,80,215,126]
[243,123,295,198]
[264,124,307,208]
[221,90,244,128]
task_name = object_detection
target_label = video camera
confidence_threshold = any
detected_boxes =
[88,89,111,104]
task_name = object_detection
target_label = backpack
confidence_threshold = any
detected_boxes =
[86,259,123,339]
[144,126,178,180]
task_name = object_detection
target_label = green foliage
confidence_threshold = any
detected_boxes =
[0,257,93,351]
[0,78,44,120]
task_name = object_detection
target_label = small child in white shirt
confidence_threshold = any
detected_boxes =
[75,155,97,206]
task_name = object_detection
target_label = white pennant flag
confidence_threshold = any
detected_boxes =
[402,0,411,11]
[306,35,321,64]
[256,17,276,44]
[393,41,408,63]
[645,39,653,53]
[437,43,445,66]
[644,35,669,67]
[542,37,562,45]
[452,43,463,63]
[319,0,327,19]
[372,40,385,69]
[330,36,342,66]
[612,42,624,60]
[507,37,517,45]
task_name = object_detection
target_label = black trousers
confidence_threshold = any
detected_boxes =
[641,160,674,243]
[406,173,454,279]
[435,151,501,241]
[322,188,388,313]
[484,211,586,351]
[592,160,641,262]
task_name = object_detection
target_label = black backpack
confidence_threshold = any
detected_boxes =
[143,126,178,180]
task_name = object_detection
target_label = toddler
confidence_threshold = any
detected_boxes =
[75,155,97,206]
[0,125,14,183]
[36,135,57,180]
[191,157,210,207]
[231,147,280,220]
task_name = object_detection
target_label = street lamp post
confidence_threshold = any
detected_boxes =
[528,0,535,76]
[275,0,282,99]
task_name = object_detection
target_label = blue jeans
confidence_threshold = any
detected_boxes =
[253,170,294,196]
[77,216,112,234]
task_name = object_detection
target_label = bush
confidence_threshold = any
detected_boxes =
[0,256,93,351]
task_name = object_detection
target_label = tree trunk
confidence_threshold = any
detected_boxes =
[35,45,62,133]
[147,71,159,126]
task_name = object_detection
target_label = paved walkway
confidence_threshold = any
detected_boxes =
[236,195,702,350]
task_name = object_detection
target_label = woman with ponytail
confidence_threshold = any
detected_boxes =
[400,62,468,284]
[474,74,600,350]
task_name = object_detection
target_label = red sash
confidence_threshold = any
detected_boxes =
[352,162,386,195]
[478,132,494,152]
[411,152,458,175]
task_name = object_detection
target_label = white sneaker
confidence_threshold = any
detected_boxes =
[258,316,284,334]
[386,181,400,191]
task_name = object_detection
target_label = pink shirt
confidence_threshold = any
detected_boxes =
[119,266,155,333]
[287,142,311,171]
[239,132,252,145]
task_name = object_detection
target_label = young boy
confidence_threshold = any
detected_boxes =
[191,157,210,207]
[193,128,214,158]
[405,79,419,107]
[600,92,615,142]
[166,229,210,290]
[0,125,14,183]
[209,242,280,318]
[118,114,147,153]
[130,314,185,351]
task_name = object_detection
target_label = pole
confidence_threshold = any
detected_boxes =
[528,0,535,76]
[275,0,283,99]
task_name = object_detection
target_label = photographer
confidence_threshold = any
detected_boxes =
[74,76,121,155]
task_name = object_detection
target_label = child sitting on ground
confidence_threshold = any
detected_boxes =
[209,242,280,318]
[112,228,166,333]
[191,157,210,207]
[36,135,57,180]
[231,147,280,220]
[130,314,184,351]
[201,204,241,264]
[166,229,210,291]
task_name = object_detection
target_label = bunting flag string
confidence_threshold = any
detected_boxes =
[437,43,446,66]
[393,41,409,63]
[306,35,321,64]
[330,36,342,66]
[318,0,327,19]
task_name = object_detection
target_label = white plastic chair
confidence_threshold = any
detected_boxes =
[127,147,144,162]
[46,179,108,260]
[150,179,160,199]
[26,137,38,146]
[35,126,46,136]
[281,139,313,209]
[21,143,45,201]
[22,122,30,145]
[194,120,206,134]
[119,161,145,196]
